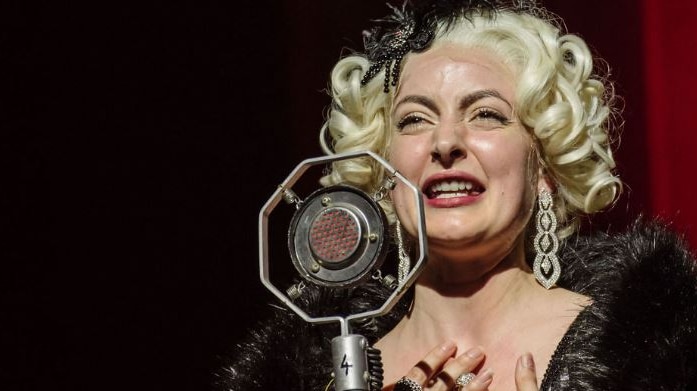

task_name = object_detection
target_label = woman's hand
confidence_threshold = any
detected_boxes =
[514,353,539,391]
[393,342,492,391]
[393,347,540,391]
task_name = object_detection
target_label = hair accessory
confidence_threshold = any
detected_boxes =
[533,190,561,289]
[361,2,434,92]
[360,1,515,93]
[394,377,423,391]
[455,372,476,390]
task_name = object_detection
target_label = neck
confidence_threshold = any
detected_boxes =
[396,243,544,349]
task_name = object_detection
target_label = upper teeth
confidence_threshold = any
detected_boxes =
[430,180,474,193]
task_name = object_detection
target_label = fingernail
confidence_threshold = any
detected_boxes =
[522,353,535,369]
[441,341,456,352]
[464,346,483,359]
[473,368,493,386]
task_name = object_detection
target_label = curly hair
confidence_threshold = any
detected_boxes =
[320,5,621,238]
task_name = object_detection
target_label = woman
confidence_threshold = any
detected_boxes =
[220,1,697,390]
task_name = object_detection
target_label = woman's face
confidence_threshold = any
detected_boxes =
[389,44,541,262]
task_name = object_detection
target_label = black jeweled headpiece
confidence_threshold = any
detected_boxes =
[360,0,521,93]
[360,2,434,93]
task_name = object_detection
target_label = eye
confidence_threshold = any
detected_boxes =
[396,114,428,131]
[471,108,511,125]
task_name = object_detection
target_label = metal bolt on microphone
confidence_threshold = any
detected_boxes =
[281,187,302,208]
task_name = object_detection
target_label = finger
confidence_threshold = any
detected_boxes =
[463,368,493,390]
[404,341,457,385]
[431,347,486,390]
[514,353,539,391]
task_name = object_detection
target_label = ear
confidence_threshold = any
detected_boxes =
[536,167,555,194]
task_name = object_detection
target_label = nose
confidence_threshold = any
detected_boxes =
[430,123,466,166]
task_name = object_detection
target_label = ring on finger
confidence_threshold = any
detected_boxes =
[454,372,476,390]
[394,377,422,391]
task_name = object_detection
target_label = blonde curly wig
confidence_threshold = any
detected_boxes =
[320,6,621,238]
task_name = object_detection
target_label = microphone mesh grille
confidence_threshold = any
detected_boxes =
[309,208,360,263]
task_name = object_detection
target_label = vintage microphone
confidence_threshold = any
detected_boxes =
[258,150,427,391]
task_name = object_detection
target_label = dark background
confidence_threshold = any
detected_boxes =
[3,1,649,390]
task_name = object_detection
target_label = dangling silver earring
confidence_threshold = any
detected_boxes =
[533,190,561,289]
[396,222,411,285]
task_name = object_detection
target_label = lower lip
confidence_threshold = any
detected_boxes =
[425,193,482,208]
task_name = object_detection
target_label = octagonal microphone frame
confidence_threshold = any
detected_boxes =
[258,150,427,337]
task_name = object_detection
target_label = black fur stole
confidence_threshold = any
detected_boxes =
[216,221,697,390]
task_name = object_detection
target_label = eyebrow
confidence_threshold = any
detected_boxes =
[460,89,512,110]
[394,89,512,113]
[394,95,440,115]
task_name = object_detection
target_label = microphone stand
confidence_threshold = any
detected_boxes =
[330,319,378,391]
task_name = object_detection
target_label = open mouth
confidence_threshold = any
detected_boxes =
[424,179,485,199]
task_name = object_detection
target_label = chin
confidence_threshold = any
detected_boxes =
[426,227,484,247]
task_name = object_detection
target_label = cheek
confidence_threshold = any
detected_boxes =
[390,183,420,237]
[388,136,430,234]
[474,135,535,195]
[388,135,431,179]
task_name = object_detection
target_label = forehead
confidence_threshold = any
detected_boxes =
[397,44,516,98]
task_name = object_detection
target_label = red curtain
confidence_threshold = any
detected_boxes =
[643,1,697,248]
